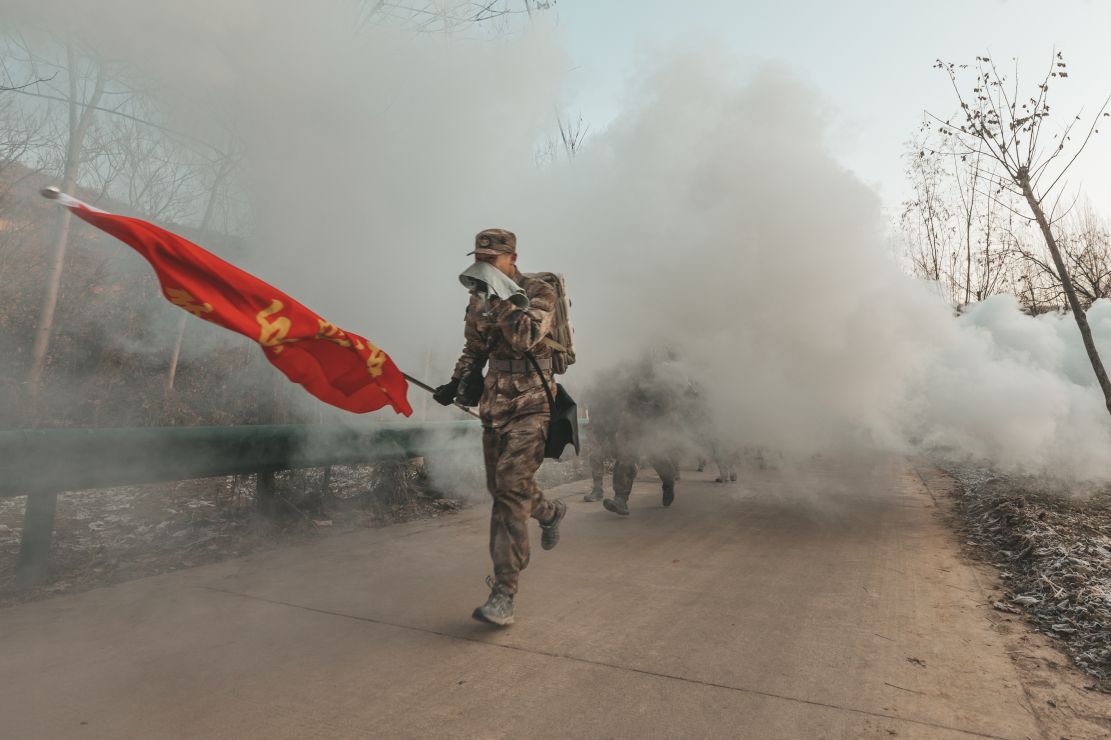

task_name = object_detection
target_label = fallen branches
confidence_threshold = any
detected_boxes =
[947,467,1111,689]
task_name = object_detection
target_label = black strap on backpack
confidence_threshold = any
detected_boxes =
[525,351,580,460]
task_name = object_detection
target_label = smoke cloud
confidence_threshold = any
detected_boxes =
[6,2,1111,482]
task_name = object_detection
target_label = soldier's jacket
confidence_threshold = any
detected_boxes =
[452,270,556,429]
[587,360,689,458]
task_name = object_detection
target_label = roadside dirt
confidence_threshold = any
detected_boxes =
[916,464,1111,738]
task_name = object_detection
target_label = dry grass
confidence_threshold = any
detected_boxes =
[945,465,1111,690]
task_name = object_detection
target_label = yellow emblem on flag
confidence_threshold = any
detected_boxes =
[257,299,293,353]
[166,287,213,318]
[316,319,353,348]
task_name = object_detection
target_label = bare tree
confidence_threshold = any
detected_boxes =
[903,133,957,297]
[1061,205,1111,308]
[0,65,50,199]
[355,0,555,36]
[26,42,107,396]
[930,52,1111,416]
[2,31,250,408]
[105,111,198,223]
[556,112,588,161]
[534,111,589,167]
[1015,202,1111,311]
[903,127,1016,307]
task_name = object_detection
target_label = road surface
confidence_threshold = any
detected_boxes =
[1,457,1103,738]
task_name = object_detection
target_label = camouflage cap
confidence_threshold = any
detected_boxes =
[468,228,517,256]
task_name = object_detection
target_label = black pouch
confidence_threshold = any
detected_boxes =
[526,353,580,460]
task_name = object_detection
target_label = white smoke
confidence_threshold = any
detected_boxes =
[5,2,1111,481]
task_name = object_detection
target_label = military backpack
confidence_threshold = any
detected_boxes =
[524,271,576,374]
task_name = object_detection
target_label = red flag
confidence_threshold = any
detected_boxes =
[45,189,412,416]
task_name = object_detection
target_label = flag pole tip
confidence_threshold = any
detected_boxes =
[40,186,61,200]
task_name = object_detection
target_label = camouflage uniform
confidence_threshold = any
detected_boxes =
[588,423,617,492]
[613,458,677,499]
[452,265,558,597]
[585,386,618,496]
[610,373,679,501]
[612,440,677,500]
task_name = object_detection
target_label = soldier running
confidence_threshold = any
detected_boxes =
[586,423,616,502]
[600,359,681,516]
[433,228,566,627]
[583,371,623,503]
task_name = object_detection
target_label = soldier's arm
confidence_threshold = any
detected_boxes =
[451,296,488,380]
[493,282,555,353]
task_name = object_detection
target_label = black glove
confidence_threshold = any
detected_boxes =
[432,377,461,406]
[456,367,485,407]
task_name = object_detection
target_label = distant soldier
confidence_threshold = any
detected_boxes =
[602,359,681,516]
[433,228,566,627]
[680,377,739,484]
[714,453,738,483]
[583,370,624,503]
[604,444,677,515]
[585,421,615,502]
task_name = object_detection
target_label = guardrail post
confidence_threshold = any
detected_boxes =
[310,465,333,513]
[257,471,278,517]
[17,490,59,588]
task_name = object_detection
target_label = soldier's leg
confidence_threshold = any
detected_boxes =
[612,455,637,500]
[488,416,552,595]
[651,455,678,506]
[603,446,635,516]
[473,427,516,625]
[716,456,739,483]
[520,416,558,525]
[586,449,605,501]
[652,456,677,484]
[589,452,605,488]
[712,444,730,483]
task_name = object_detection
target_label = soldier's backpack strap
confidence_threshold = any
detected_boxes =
[525,351,580,459]
[541,337,569,353]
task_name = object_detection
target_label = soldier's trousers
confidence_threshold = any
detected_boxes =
[613,453,678,500]
[589,429,617,490]
[482,413,556,596]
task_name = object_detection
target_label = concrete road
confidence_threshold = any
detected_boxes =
[0,458,1082,738]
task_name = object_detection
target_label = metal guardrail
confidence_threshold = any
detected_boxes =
[1,421,483,586]
[0,421,482,497]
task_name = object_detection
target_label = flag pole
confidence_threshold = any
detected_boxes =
[402,373,480,419]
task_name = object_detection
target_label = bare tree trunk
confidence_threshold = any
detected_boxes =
[1020,172,1111,418]
[27,48,105,397]
[964,212,973,306]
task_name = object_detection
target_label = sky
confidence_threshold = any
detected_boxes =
[554,0,1111,218]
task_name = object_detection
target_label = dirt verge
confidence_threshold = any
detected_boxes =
[917,463,1111,738]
